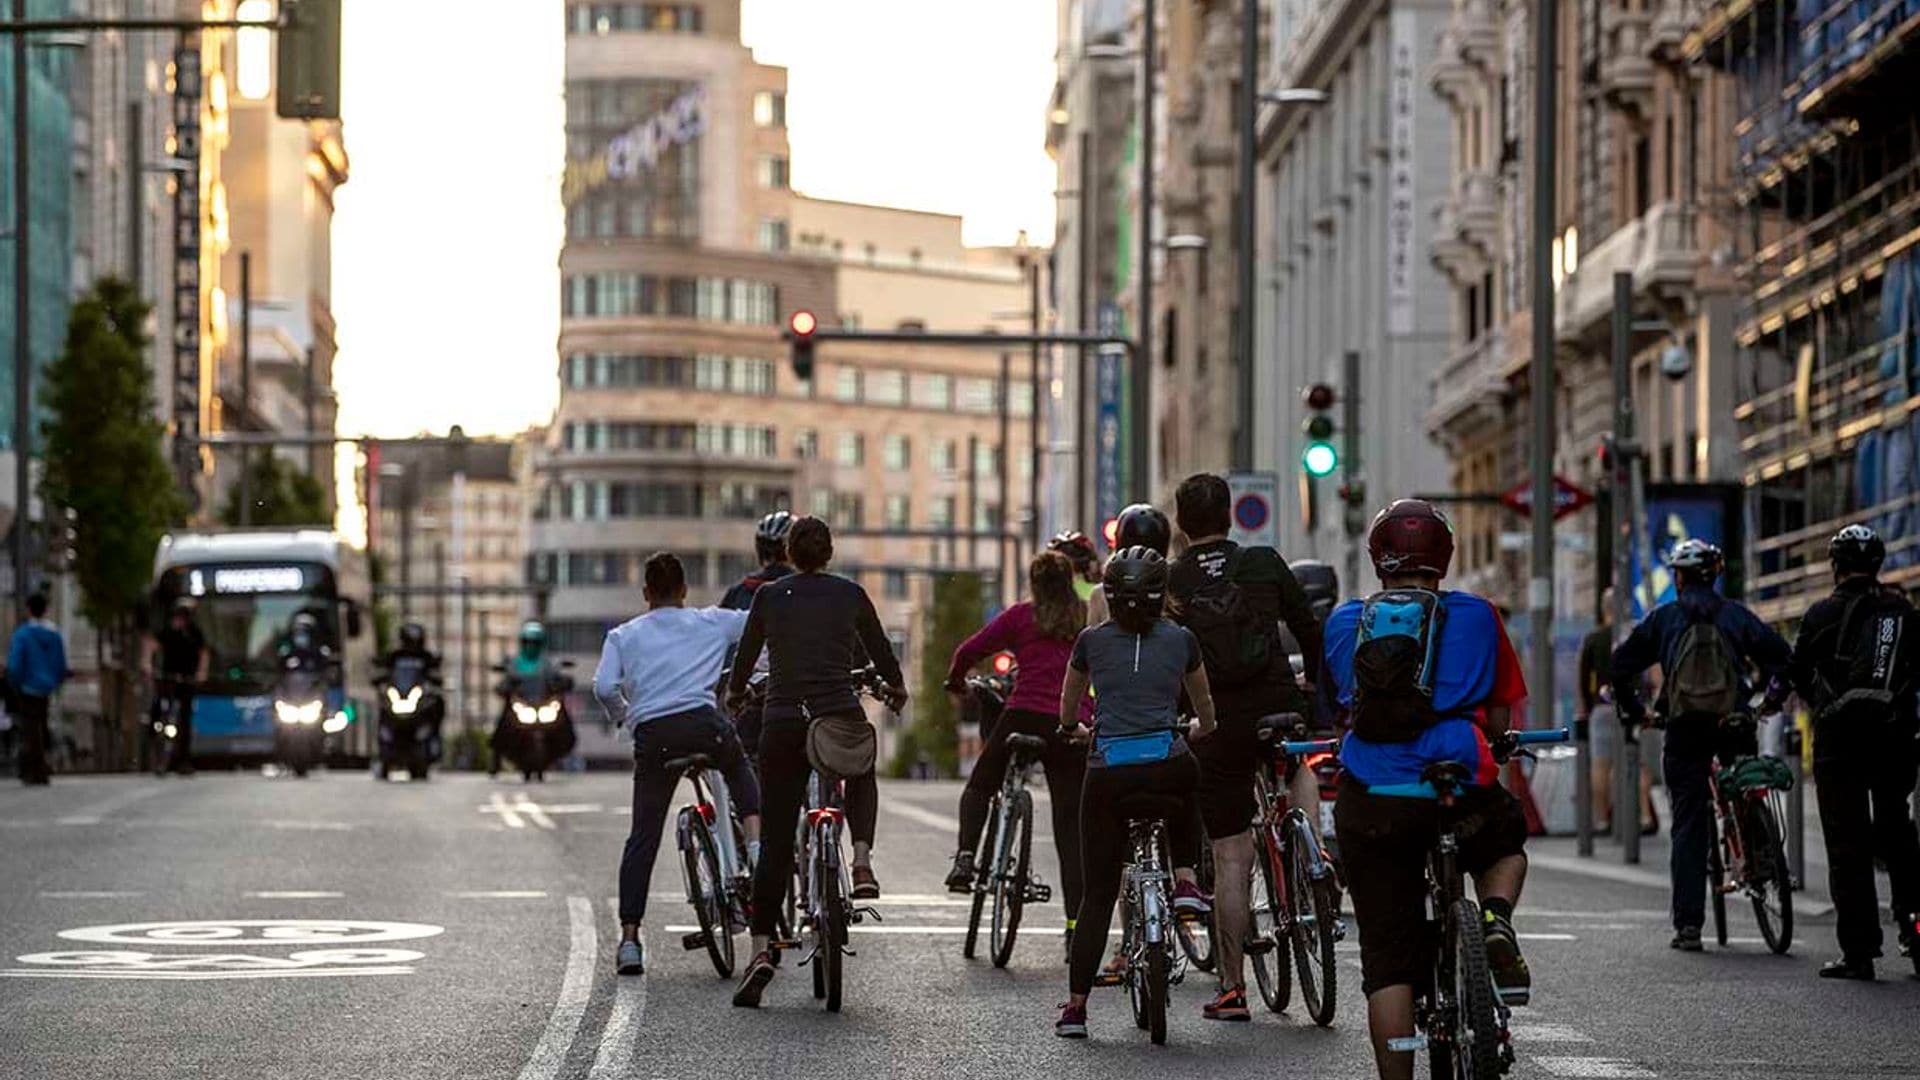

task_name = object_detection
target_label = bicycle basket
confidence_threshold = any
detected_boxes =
[1716,754,1794,795]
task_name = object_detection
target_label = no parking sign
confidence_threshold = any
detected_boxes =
[1228,472,1278,548]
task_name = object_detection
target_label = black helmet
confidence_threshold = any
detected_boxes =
[1103,545,1169,627]
[1113,504,1171,556]
[289,612,319,650]
[1828,524,1885,576]
[399,622,427,651]
[756,509,796,563]
[1049,530,1097,573]
[170,598,195,620]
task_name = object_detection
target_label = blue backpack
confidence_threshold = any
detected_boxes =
[1351,589,1448,742]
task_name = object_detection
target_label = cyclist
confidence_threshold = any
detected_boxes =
[942,551,1089,938]
[724,515,908,1008]
[1054,545,1216,1039]
[1050,530,1101,601]
[593,552,763,978]
[719,510,797,758]
[143,598,209,775]
[1610,538,1790,952]
[1085,504,1172,627]
[1322,499,1531,1080]
[1164,472,1324,1022]
[1774,525,1920,979]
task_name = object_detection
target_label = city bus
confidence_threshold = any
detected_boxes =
[151,530,374,763]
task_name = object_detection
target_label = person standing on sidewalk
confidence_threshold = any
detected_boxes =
[1579,590,1658,834]
[1774,525,1920,980]
[7,594,71,786]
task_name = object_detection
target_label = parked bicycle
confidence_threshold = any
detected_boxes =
[668,749,753,978]
[1706,713,1794,954]
[961,731,1053,966]
[1247,713,1345,1026]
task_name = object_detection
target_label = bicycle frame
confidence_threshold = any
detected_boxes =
[676,767,747,903]
[1125,820,1175,953]
[978,744,1044,890]
[797,772,852,948]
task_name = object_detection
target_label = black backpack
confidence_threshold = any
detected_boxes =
[1351,588,1448,742]
[1179,544,1276,687]
[1814,589,1915,720]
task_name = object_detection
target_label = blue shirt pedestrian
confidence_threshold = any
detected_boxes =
[7,617,71,698]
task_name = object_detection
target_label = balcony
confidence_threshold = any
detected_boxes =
[1428,331,1510,442]
[1555,202,1700,345]
[1647,0,1695,63]
[1430,171,1500,285]
[1453,0,1501,75]
[1600,5,1658,118]
[1428,30,1478,109]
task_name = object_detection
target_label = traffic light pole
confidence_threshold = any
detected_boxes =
[1342,350,1362,593]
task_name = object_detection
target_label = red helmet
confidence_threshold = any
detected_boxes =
[1367,499,1455,578]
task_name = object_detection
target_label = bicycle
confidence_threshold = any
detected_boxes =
[1113,793,1188,1046]
[667,750,753,978]
[1247,713,1344,1026]
[147,677,190,776]
[1170,821,1217,973]
[961,731,1053,966]
[1705,714,1793,954]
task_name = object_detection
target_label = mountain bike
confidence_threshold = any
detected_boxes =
[962,732,1053,966]
[1248,713,1344,1026]
[1706,714,1793,954]
[1114,794,1187,1046]
[668,750,753,978]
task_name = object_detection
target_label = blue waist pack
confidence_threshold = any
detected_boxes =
[1095,729,1176,767]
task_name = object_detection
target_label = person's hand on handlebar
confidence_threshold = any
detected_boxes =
[1187,714,1217,742]
[881,685,910,713]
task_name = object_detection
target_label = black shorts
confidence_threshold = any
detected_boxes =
[1333,782,1528,997]
[1190,710,1260,839]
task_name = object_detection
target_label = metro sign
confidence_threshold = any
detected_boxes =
[1501,475,1596,521]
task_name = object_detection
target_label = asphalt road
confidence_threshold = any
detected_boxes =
[2,771,1916,1080]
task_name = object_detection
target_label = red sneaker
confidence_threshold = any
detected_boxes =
[1202,986,1251,1022]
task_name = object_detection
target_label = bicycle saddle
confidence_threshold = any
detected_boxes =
[1254,712,1307,742]
[662,753,714,775]
[1005,733,1048,755]
[1114,793,1188,823]
[1419,761,1473,791]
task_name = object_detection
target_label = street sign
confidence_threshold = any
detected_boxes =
[1229,472,1279,547]
[1500,475,1595,521]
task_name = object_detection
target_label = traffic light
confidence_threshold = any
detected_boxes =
[1302,383,1338,477]
[277,0,342,120]
[787,309,818,381]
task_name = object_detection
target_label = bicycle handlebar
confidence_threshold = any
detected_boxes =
[1511,728,1572,746]
[1279,738,1340,757]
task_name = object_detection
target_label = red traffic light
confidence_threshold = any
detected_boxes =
[1303,383,1336,411]
[1102,517,1119,547]
[788,309,818,337]
[991,651,1015,676]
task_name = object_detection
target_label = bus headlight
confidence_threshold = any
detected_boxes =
[275,699,323,726]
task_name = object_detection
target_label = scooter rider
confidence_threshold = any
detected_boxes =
[1774,525,1920,979]
[143,599,209,775]
[378,623,445,768]
[490,621,574,777]
[719,511,797,757]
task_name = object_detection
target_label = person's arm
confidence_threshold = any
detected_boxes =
[193,630,210,683]
[1059,665,1091,732]
[1609,613,1661,723]
[1183,632,1217,739]
[591,631,627,724]
[945,607,1018,689]
[852,586,905,690]
[5,630,22,684]
[1087,586,1108,626]
[1479,607,1526,736]
[1782,605,1821,704]
[1736,605,1794,686]
[726,593,768,701]
[1576,635,1599,715]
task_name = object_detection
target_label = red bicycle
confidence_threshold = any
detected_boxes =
[1247,712,1344,1026]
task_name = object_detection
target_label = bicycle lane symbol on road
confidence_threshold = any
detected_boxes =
[0,919,446,981]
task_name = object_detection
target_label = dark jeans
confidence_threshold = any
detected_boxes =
[1068,750,1202,995]
[957,707,1087,918]
[1813,712,1920,961]
[749,714,878,937]
[14,694,50,784]
[1663,715,1757,931]
[617,706,762,925]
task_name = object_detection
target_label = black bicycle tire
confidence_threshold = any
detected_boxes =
[821,844,845,1013]
[1147,939,1169,1046]
[1708,822,1730,947]
[685,812,735,978]
[1750,803,1794,955]
[1250,837,1292,1014]
[1449,900,1501,1080]
[1129,913,1150,1030]
[990,790,1032,968]
[1289,831,1338,1027]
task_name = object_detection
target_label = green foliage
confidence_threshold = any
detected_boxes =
[888,571,985,778]
[219,451,328,527]
[38,278,184,630]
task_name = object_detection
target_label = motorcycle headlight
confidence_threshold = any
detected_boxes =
[162,723,178,739]
[276,700,323,726]
[387,685,422,716]
[512,701,539,726]
[537,701,562,725]
[323,712,350,734]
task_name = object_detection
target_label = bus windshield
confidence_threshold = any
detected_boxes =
[155,562,339,693]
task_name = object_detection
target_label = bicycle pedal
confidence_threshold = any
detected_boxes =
[854,905,883,923]
[769,938,804,952]
[1093,972,1125,988]
[1025,884,1052,904]
[1386,1036,1429,1053]
[1243,937,1276,956]
[680,931,710,951]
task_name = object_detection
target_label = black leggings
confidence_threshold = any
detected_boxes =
[958,707,1087,917]
[750,716,878,937]
[1068,752,1202,995]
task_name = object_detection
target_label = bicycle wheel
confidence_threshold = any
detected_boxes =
[1287,822,1338,1027]
[1749,800,1793,955]
[1128,916,1151,1031]
[1449,901,1501,1080]
[1708,820,1730,947]
[1173,837,1216,973]
[683,810,735,978]
[1249,835,1293,1014]
[990,789,1032,968]
[963,802,994,960]
[818,850,845,1013]
[1146,939,1170,1046]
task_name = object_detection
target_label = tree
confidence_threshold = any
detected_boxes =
[219,451,329,527]
[888,571,984,778]
[39,278,184,633]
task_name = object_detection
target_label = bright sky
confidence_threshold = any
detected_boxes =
[330,0,1057,442]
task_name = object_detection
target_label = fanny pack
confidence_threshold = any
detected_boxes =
[806,712,876,779]
[1094,729,1176,767]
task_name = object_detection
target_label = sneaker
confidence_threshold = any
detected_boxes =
[1054,1001,1088,1039]
[732,951,777,1008]
[615,939,644,976]
[1670,927,1704,952]
[1173,879,1213,918]
[851,864,881,900]
[1481,911,1531,1005]
[1202,986,1251,1022]
[1094,953,1128,987]
[1819,957,1875,981]
[945,851,977,893]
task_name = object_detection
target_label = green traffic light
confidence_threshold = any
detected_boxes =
[1303,442,1339,477]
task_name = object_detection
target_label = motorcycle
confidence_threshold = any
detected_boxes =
[375,655,443,781]
[492,663,577,782]
[273,658,343,778]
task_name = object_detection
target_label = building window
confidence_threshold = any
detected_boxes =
[757,218,790,252]
[884,494,911,529]
[973,502,1002,531]
[867,369,906,406]
[1008,381,1034,418]
[930,496,956,529]
[930,439,957,472]
[882,433,911,470]
[959,377,997,414]
[809,489,831,519]
[795,428,818,460]
[834,368,862,403]
[972,442,1002,477]
[883,569,909,600]
[914,373,953,410]
[757,155,790,189]
[753,90,787,127]
[836,432,865,466]
[560,274,778,326]
[830,492,866,528]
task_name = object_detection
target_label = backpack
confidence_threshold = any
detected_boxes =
[1661,616,1742,719]
[1180,544,1275,686]
[1350,589,1448,742]
[1813,590,1914,720]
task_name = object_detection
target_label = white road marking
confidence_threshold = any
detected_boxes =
[0,966,414,981]
[55,783,168,826]
[1517,933,1578,941]
[245,891,345,899]
[488,792,527,829]
[1535,1058,1656,1078]
[515,896,597,1080]
[881,799,958,835]
[587,900,647,1080]
[515,793,558,831]
[40,891,144,899]
[451,890,549,899]
[1511,1023,1596,1043]
[58,919,443,946]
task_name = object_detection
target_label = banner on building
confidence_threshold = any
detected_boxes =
[1630,482,1746,614]
[1095,302,1126,545]
[1385,7,1417,336]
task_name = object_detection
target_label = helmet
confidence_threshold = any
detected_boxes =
[289,612,319,650]
[1049,530,1098,572]
[1828,524,1884,576]
[399,622,427,651]
[1103,545,1170,623]
[170,598,195,619]
[1666,539,1724,577]
[1367,499,1455,578]
[518,620,547,658]
[756,509,796,562]
[1113,504,1172,556]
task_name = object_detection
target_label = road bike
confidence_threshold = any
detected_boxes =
[1248,713,1344,1026]
[147,677,190,776]
[668,749,753,978]
[1706,714,1793,954]
[961,731,1053,966]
